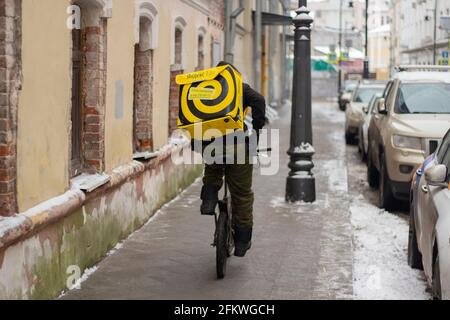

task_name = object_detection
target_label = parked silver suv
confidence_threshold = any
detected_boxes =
[367,66,450,209]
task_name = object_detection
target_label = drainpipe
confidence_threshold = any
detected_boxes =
[254,0,262,91]
[224,0,244,64]
[280,0,288,101]
[224,0,232,63]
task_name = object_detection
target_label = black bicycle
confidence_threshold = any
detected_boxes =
[213,178,233,279]
[212,148,271,279]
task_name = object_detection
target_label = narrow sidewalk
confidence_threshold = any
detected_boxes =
[62,100,353,300]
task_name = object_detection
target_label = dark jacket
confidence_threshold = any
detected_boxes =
[243,83,266,131]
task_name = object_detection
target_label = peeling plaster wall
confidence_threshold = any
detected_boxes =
[104,0,135,172]
[0,153,202,300]
[17,0,71,212]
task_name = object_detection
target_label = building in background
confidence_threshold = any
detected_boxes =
[367,0,391,80]
[399,0,450,65]
[227,0,291,107]
[389,0,403,72]
[307,0,365,52]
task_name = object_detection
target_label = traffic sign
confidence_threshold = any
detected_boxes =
[327,52,337,64]
[340,52,349,61]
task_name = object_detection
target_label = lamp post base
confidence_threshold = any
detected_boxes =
[286,175,316,203]
[285,142,316,203]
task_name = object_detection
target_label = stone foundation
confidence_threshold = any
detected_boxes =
[0,143,202,299]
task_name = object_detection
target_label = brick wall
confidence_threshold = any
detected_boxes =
[133,46,153,152]
[208,0,224,27]
[168,66,183,136]
[0,0,21,216]
[81,20,107,174]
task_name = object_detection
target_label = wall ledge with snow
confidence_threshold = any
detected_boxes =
[0,141,202,299]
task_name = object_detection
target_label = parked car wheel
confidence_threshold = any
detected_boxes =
[379,153,394,210]
[407,206,423,270]
[345,131,355,145]
[358,128,367,162]
[367,143,379,188]
[432,252,442,300]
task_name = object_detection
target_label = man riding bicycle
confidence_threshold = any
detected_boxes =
[196,61,266,258]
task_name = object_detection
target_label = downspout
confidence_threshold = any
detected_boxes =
[224,0,232,63]
[280,0,288,102]
[224,0,245,64]
[254,0,262,91]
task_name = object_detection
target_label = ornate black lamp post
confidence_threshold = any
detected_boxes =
[286,2,316,203]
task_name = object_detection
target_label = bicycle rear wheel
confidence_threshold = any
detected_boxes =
[216,202,228,279]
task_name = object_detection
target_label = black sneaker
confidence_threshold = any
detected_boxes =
[233,226,252,257]
[200,185,219,215]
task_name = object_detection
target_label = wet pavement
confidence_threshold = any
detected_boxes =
[62,100,428,300]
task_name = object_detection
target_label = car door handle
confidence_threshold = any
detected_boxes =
[421,185,428,194]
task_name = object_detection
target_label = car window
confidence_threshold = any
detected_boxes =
[382,81,392,98]
[368,94,381,114]
[437,130,450,163]
[352,87,384,103]
[395,83,450,114]
[385,82,397,111]
[441,147,450,177]
[345,83,357,93]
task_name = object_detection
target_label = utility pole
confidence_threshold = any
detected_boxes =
[286,0,316,203]
[363,0,369,79]
[433,0,438,65]
[338,0,343,94]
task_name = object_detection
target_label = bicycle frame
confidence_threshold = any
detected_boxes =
[212,147,272,278]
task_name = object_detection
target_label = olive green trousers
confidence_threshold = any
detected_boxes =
[203,163,254,228]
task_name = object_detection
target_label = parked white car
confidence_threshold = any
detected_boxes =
[345,82,386,144]
[358,93,382,162]
[409,129,450,299]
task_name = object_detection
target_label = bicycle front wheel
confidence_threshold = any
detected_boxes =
[216,209,228,279]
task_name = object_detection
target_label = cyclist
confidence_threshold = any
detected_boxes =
[196,61,266,258]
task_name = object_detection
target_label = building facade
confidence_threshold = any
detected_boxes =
[399,0,450,65]
[0,0,291,300]
[0,0,231,299]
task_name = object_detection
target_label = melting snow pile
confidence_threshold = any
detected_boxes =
[351,199,430,300]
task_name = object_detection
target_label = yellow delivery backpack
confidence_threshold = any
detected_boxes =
[176,64,244,141]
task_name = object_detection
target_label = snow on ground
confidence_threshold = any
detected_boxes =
[351,197,430,300]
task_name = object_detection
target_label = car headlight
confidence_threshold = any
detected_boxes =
[393,135,422,150]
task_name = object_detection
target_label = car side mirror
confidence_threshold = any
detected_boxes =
[377,98,387,114]
[362,106,369,114]
[425,164,448,188]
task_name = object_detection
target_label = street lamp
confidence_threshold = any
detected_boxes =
[285,2,316,203]
[338,0,343,94]
[363,0,369,79]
